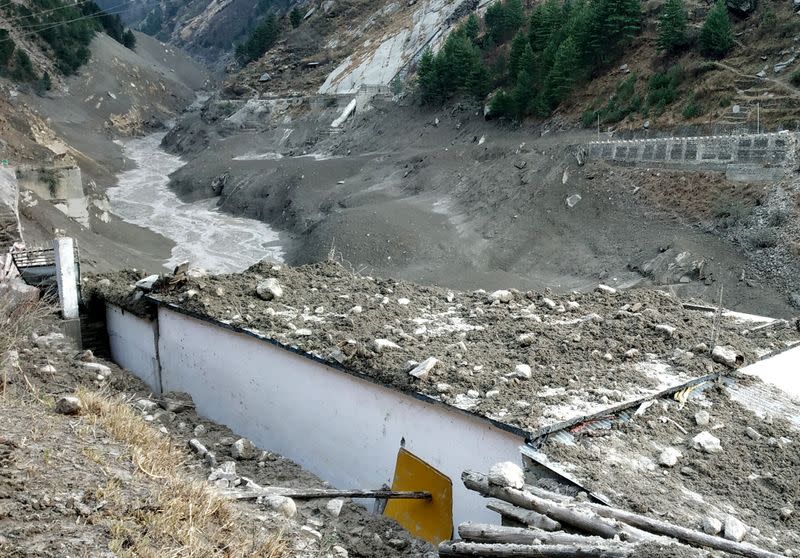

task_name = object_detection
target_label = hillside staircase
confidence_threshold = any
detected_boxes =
[716,75,800,130]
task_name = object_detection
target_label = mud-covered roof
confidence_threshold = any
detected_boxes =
[85,261,800,435]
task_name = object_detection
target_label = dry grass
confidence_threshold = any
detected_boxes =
[78,389,286,558]
[1,293,54,396]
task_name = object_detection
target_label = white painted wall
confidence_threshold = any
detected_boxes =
[742,345,800,399]
[156,306,525,528]
[106,304,161,393]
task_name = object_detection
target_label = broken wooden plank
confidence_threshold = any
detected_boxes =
[486,500,561,531]
[438,541,632,557]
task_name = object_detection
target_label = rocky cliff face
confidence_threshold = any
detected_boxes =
[97,0,292,66]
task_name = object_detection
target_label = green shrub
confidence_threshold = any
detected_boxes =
[791,71,800,87]
[646,66,683,112]
[682,103,702,118]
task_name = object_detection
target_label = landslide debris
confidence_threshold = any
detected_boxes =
[87,260,800,434]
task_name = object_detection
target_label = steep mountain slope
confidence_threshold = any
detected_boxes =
[97,0,293,65]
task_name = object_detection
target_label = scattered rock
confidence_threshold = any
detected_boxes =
[488,290,513,303]
[264,495,297,518]
[724,515,748,542]
[373,338,400,353]
[188,438,210,456]
[595,284,617,295]
[745,426,761,440]
[565,194,582,208]
[654,324,676,337]
[135,275,159,291]
[256,278,283,300]
[659,447,682,467]
[514,363,532,379]
[83,362,112,377]
[695,410,710,427]
[711,345,744,369]
[779,507,794,520]
[624,348,640,359]
[326,497,344,517]
[159,391,194,413]
[702,516,723,535]
[332,545,349,558]
[231,438,256,460]
[409,357,438,380]
[134,398,159,412]
[54,395,82,415]
[692,431,722,453]
[488,461,525,489]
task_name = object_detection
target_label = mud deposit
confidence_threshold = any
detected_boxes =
[542,384,800,554]
[89,261,800,434]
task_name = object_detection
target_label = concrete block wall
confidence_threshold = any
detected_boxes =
[585,132,798,175]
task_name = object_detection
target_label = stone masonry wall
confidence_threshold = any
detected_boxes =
[585,132,798,180]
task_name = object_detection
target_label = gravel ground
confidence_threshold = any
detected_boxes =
[539,383,800,555]
[86,261,800,435]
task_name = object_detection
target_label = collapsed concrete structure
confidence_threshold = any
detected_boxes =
[82,261,800,555]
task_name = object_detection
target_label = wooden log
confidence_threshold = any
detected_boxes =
[223,487,431,500]
[459,522,620,548]
[461,472,622,540]
[487,500,562,531]
[583,502,787,558]
[438,541,632,557]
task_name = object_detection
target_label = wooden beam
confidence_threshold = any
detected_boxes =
[459,522,620,548]
[583,502,788,558]
[438,541,632,557]
[486,500,561,531]
[461,472,622,540]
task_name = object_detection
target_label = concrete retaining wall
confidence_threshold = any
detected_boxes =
[585,132,798,179]
[105,305,161,393]
[105,302,526,530]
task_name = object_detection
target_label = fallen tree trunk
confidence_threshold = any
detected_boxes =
[584,503,787,558]
[438,541,632,557]
[459,522,618,548]
[462,472,622,540]
[487,500,561,531]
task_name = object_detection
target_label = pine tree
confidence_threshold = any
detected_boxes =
[0,30,15,68]
[588,0,640,62]
[657,0,688,53]
[464,13,480,43]
[122,29,137,50]
[466,62,491,100]
[290,7,304,28]
[508,31,529,81]
[486,0,525,43]
[700,0,734,58]
[545,36,579,105]
[417,49,439,103]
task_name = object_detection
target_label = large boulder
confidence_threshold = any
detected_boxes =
[726,0,756,14]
